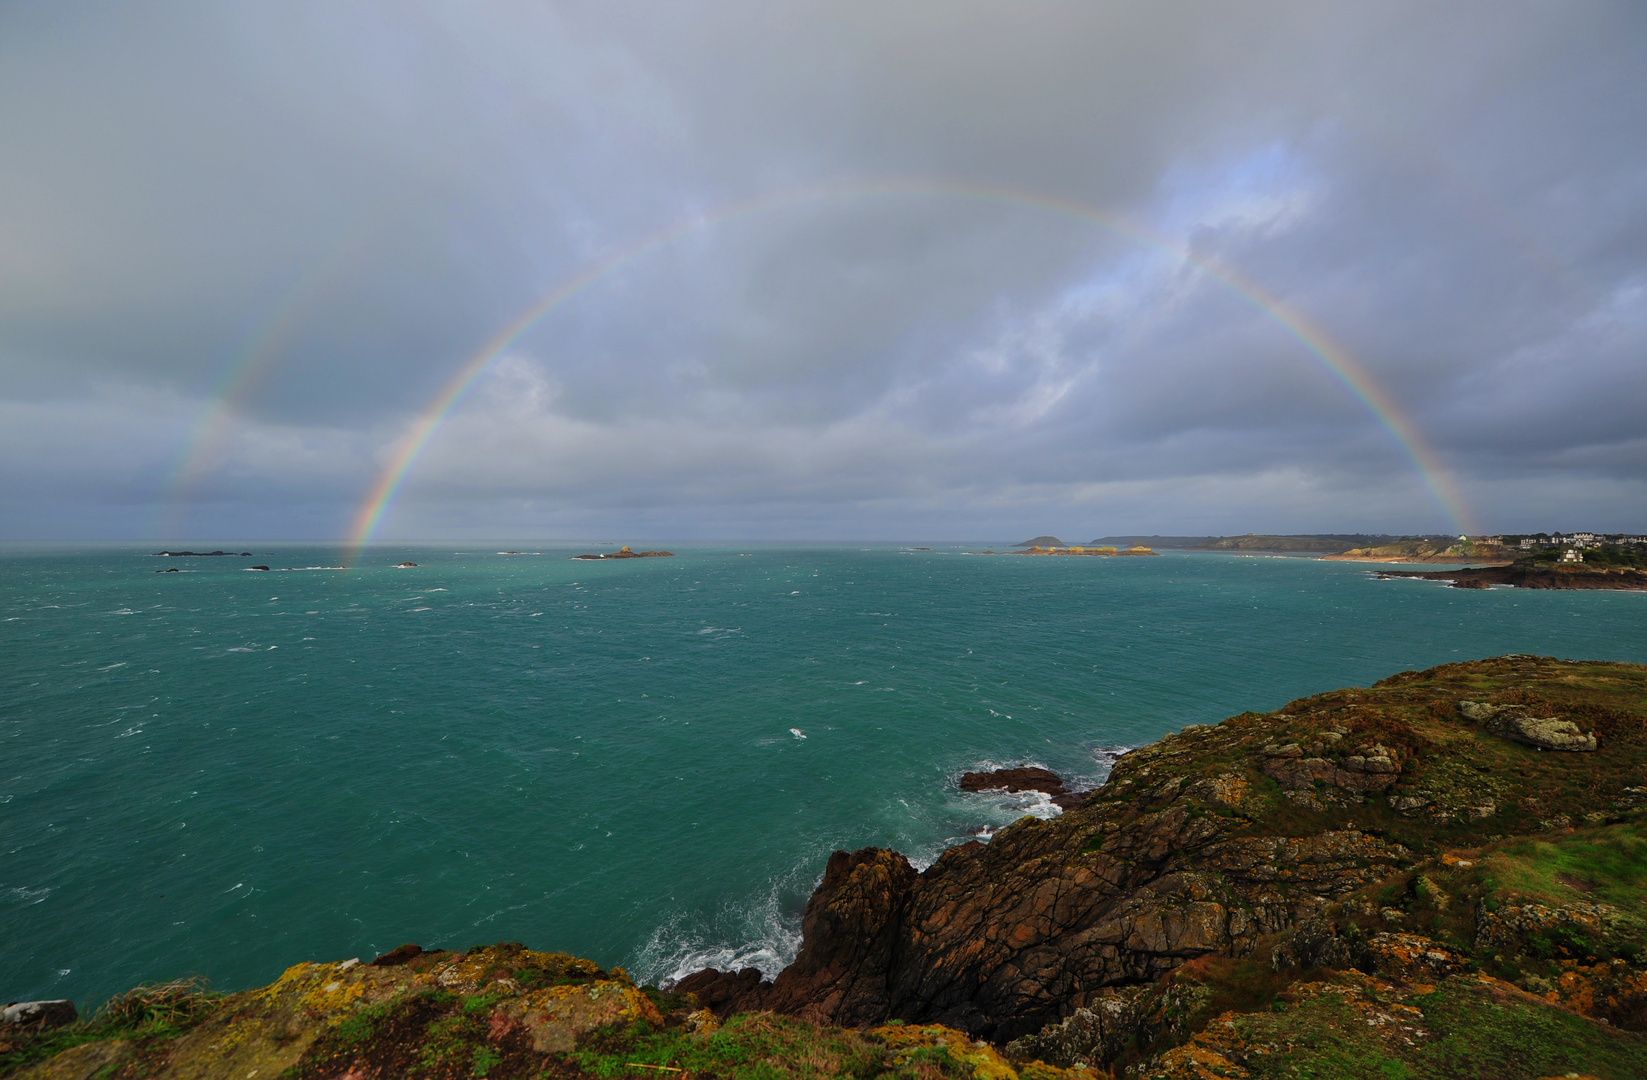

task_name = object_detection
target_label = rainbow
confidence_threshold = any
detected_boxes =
[347,178,1476,560]
[156,209,394,541]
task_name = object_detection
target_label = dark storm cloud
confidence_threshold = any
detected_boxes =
[1,1,1643,539]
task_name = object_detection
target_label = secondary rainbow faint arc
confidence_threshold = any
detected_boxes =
[160,205,398,541]
[348,178,1476,559]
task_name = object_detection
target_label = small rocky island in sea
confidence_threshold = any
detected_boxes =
[8,655,1646,1079]
[572,546,675,560]
[959,765,1090,810]
[151,550,254,557]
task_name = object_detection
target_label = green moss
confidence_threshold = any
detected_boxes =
[1187,974,1647,1079]
[1482,825,1647,910]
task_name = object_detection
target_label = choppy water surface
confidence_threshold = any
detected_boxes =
[4,545,1645,1008]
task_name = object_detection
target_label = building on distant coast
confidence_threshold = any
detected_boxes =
[1561,549,1584,563]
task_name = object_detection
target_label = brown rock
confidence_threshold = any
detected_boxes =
[672,967,770,1017]
[958,766,1067,797]
[1362,932,1468,982]
[747,766,1409,1042]
[371,943,424,967]
[762,848,920,1026]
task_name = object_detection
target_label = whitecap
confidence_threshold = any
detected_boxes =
[634,872,809,987]
[790,728,806,739]
[98,662,128,672]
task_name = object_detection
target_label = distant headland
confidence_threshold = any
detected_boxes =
[970,544,1158,557]
[1074,531,1646,589]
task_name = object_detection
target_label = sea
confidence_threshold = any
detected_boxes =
[4,544,1645,1010]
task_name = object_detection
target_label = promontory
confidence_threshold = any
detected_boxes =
[7,656,1646,1079]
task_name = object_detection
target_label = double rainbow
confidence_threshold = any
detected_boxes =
[346,178,1476,561]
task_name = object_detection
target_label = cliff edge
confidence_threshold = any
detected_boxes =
[7,656,1647,1079]
[681,655,1647,1076]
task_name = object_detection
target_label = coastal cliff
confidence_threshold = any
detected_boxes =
[1323,539,1514,564]
[7,657,1647,1079]
[1379,563,1647,591]
[680,655,1647,1075]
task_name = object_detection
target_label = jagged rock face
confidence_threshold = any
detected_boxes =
[763,848,921,1025]
[681,656,1646,1048]
[743,741,1411,1043]
[671,966,770,1016]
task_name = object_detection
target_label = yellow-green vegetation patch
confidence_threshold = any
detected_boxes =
[1332,820,1647,982]
[1122,969,1647,1079]
[1478,824,1647,913]
[572,1012,970,1080]
[0,977,223,1077]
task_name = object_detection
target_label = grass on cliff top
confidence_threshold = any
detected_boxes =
[1084,656,1647,858]
[1325,817,1647,990]
[291,982,983,1080]
[572,1013,973,1080]
[1479,822,1647,910]
[1219,974,1647,1080]
[0,977,223,1076]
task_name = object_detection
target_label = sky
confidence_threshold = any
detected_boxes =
[2,1,1645,543]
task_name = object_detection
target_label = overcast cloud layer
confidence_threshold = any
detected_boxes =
[3,1,1645,542]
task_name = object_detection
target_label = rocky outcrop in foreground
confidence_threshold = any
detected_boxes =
[681,655,1647,1075]
[8,656,1647,1080]
[1,944,1098,1080]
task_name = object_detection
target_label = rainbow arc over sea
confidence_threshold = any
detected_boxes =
[346,178,1475,562]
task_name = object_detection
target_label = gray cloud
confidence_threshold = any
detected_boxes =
[2,0,1644,540]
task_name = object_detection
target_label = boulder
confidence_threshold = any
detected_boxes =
[1,999,77,1029]
[1485,712,1596,751]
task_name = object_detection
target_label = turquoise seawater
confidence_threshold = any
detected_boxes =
[4,545,1646,1010]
